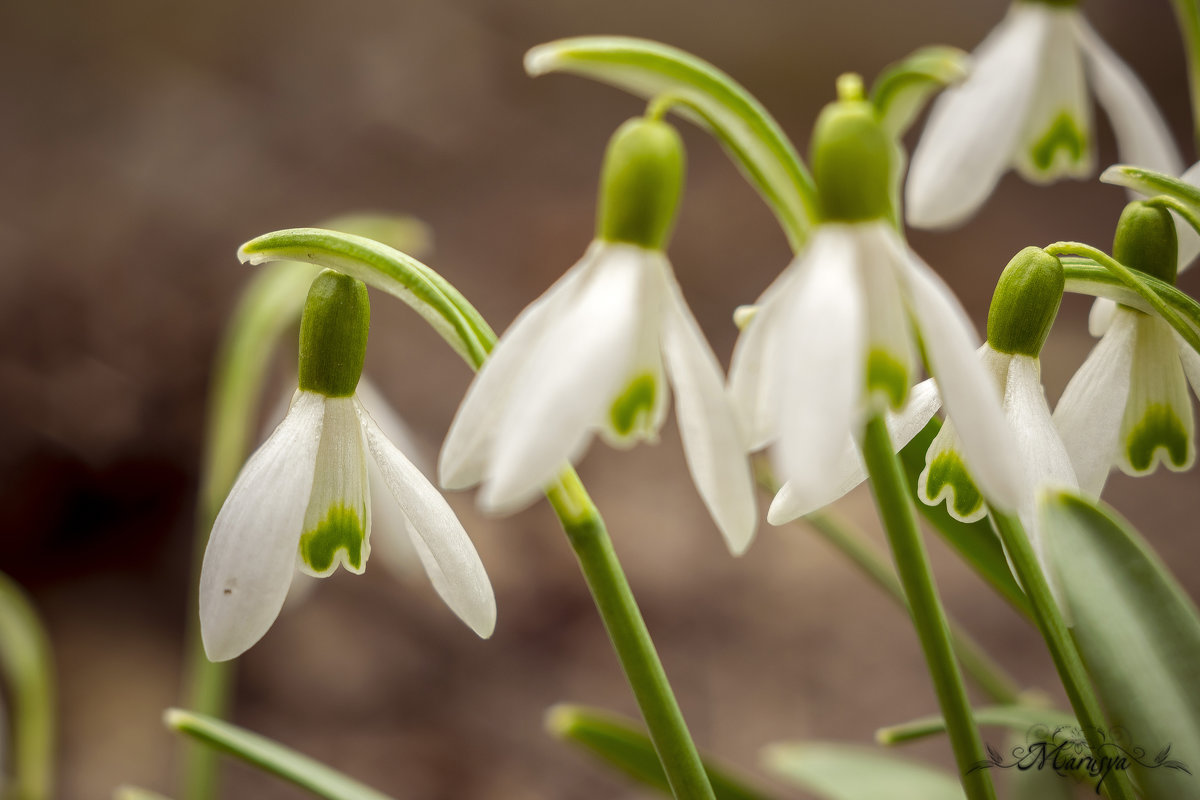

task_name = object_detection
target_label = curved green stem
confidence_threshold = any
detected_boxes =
[804,512,1022,706]
[546,471,716,800]
[990,513,1138,800]
[1171,0,1200,153]
[859,417,996,800]
[0,572,55,800]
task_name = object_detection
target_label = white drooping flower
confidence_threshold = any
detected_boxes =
[1055,201,1198,496]
[733,82,1022,523]
[907,0,1182,230]
[439,118,757,554]
[200,271,495,662]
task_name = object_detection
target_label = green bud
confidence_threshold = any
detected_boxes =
[1113,200,1178,285]
[986,247,1065,357]
[596,117,685,250]
[811,75,892,222]
[298,270,370,397]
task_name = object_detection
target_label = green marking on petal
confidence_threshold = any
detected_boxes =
[866,348,909,410]
[609,372,658,438]
[1125,404,1191,472]
[1029,112,1088,174]
[299,504,365,574]
[923,452,984,520]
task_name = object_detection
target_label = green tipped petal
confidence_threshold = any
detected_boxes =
[1027,112,1089,175]
[1124,405,1192,472]
[922,451,985,521]
[986,247,1065,357]
[608,372,661,441]
[299,505,366,574]
[298,270,371,397]
[597,118,685,250]
[1118,314,1195,476]
[866,348,909,411]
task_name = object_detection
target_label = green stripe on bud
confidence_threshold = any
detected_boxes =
[986,247,1064,357]
[298,270,370,397]
[596,118,685,250]
[811,74,892,222]
[1113,200,1179,285]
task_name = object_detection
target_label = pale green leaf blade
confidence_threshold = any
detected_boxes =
[165,709,396,800]
[870,46,969,138]
[876,705,1076,746]
[763,743,965,800]
[0,572,55,800]
[525,36,817,251]
[1063,261,1200,346]
[898,419,1032,619]
[1101,164,1200,210]
[1043,491,1200,799]
[546,704,780,800]
[238,228,496,369]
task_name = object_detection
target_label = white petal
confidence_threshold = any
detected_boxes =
[1013,8,1094,183]
[659,267,758,554]
[1176,330,1200,398]
[1004,355,1078,608]
[905,4,1050,229]
[1177,161,1200,271]
[1053,308,1138,496]
[199,390,325,662]
[728,264,805,450]
[918,417,988,523]
[358,400,497,638]
[767,378,941,524]
[775,226,866,494]
[857,224,918,411]
[298,397,372,577]
[1088,297,1118,337]
[1074,16,1183,178]
[895,244,1023,512]
[1117,314,1195,475]
[481,243,647,513]
[439,244,595,491]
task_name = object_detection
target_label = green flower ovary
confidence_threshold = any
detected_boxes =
[1125,404,1191,472]
[299,504,366,574]
[1028,112,1088,174]
[609,373,658,438]
[923,452,984,520]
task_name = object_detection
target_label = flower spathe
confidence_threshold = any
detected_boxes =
[906,0,1182,230]
[1054,306,1200,497]
[439,239,758,554]
[729,219,1023,519]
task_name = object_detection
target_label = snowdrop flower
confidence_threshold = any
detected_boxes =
[730,76,1022,520]
[1056,202,1199,495]
[907,0,1181,230]
[440,117,757,553]
[201,270,495,661]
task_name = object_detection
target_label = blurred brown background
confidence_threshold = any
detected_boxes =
[0,0,1197,797]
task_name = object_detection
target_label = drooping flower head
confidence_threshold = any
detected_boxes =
[906,0,1181,230]
[730,75,1023,519]
[201,270,495,661]
[1055,202,1200,495]
[439,117,757,553]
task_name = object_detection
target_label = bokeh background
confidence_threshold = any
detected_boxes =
[1,0,1197,797]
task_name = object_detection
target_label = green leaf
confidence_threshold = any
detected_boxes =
[525,36,817,251]
[546,704,780,800]
[113,787,175,800]
[238,228,497,370]
[898,418,1032,620]
[1101,164,1200,217]
[165,709,396,800]
[870,46,969,138]
[1042,491,1200,799]
[877,705,1077,746]
[0,572,55,800]
[763,742,964,800]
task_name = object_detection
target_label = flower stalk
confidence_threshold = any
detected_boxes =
[1171,0,1200,152]
[0,572,56,800]
[859,416,997,800]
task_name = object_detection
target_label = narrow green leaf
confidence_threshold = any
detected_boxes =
[1051,245,1200,355]
[898,419,1032,620]
[0,572,55,800]
[763,743,964,800]
[113,787,175,800]
[525,36,817,251]
[870,46,968,138]
[238,228,496,370]
[877,706,1076,746]
[546,704,780,800]
[165,709,396,800]
[1101,164,1200,214]
[1043,491,1200,799]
